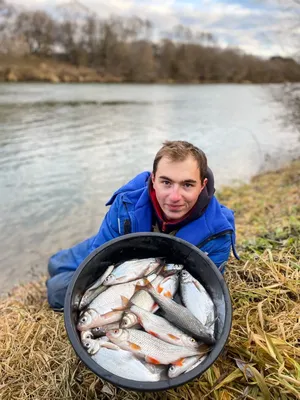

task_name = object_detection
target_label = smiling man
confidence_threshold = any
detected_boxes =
[46,140,239,310]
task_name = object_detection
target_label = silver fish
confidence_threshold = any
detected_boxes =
[145,283,216,345]
[185,355,207,373]
[77,309,124,331]
[168,355,207,378]
[103,258,164,285]
[121,274,178,328]
[84,337,167,381]
[78,264,114,311]
[161,263,184,277]
[91,322,142,337]
[180,270,215,335]
[77,276,151,331]
[120,275,164,328]
[80,330,94,341]
[91,322,121,337]
[129,304,199,350]
[106,329,208,365]
[82,336,111,352]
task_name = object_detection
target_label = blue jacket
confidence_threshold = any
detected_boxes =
[46,172,238,309]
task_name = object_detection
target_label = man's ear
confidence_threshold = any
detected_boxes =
[202,177,208,189]
[151,172,155,184]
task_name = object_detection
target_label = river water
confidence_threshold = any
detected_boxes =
[0,83,299,293]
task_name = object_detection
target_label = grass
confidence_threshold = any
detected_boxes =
[1,160,299,400]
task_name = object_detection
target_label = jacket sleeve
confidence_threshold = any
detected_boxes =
[46,197,121,309]
[200,233,232,272]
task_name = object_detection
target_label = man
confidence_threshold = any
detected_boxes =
[46,140,238,309]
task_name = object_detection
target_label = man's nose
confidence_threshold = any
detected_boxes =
[169,186,181,201]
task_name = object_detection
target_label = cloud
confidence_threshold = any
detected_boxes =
[7,0,300,58]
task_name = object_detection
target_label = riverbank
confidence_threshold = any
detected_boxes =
[0,55,123,83]
[1,55,297,84]
[1,160,299,399]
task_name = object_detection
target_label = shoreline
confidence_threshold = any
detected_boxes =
[1,56,299,85]
[1,159,299,398]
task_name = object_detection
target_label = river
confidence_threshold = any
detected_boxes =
[0,83,299,293]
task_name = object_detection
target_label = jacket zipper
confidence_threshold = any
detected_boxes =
[196,229,233,248]
[122,201,132,234]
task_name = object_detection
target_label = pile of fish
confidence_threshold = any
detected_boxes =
[77,257,217,382]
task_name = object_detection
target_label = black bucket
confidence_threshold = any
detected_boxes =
[64,232,232,392]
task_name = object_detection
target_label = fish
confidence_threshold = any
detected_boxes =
[168,355,207,378]
[161,263,184,277]
[80,330,94,341]
[120,274,179,328]
[103,258,164,285]
[91,322,121,337]
[91,322,142,337]
[82,335,112,352]
[77,309,124,331]
[129,304,200,350]
[78,264,114,311]
[180,270,215,335]
[144,283,216,345]
[77,276,151,331]
[84,337,167,381]
[106,329,208,365]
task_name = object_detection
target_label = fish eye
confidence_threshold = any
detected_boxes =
[189,338,196,343]
[80,317,87,323]
[113,329,119,334]
[169,366,176,371]
[84,342,90,348]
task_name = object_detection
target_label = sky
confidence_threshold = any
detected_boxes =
[8,0,300,59]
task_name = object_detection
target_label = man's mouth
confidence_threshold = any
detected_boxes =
[167,204,183,211]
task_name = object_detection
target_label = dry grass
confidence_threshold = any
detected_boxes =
[1,160,299,400]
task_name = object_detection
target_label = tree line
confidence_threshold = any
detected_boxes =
[1,0,300,83]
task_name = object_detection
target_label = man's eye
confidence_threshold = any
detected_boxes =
[162,181,171,186]
[184,183,192,188]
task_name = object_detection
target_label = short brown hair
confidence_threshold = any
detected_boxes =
[153,140,208,183]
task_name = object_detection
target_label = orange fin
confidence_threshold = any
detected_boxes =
[173,358,185,366]
[164,291,172,298]
[128,342,141,351]
[168,333,180,340]
[148,330,159,338]
[145,356,161,365]
[157,285,163,293]
[121,296,130,306]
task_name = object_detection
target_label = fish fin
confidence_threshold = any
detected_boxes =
[134,280,149,293]
[148,331,159,338]
[121,296,130,307]
[102,310,122,318]
[164,291,172,298]
[173,358,185,367]
[157,285,163,294]
[151,303,158,312]
[167,334,180,340]
[145,356,161,365]
[128,342,141,351]
[111,306,127,311]
[101,342,119,350]
[193,281,202,291]
[208,316,218,327]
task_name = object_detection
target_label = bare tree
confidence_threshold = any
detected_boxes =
[15,10,56,55]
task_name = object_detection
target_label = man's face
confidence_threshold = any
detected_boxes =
[152,155,207,221]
